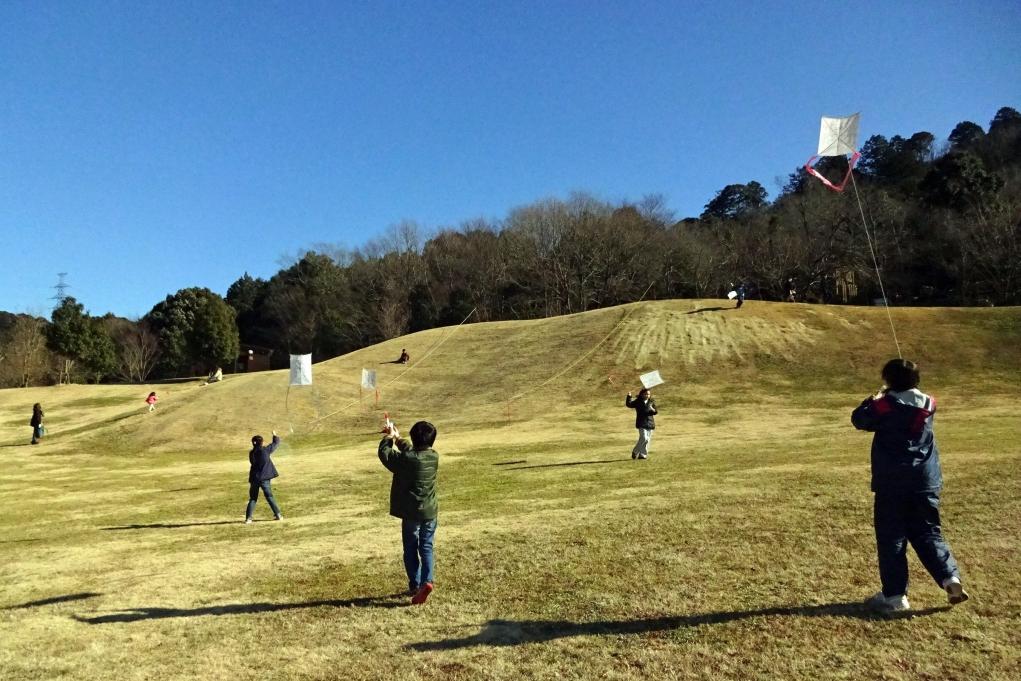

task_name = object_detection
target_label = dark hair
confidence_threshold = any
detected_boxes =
[251,435,264,448]
[881,358,920,392]
[409,421,437,449]
[638,388,650,397]
[148,392,156,397]
[33,403,43,416]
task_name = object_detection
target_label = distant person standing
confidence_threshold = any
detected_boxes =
[852,359,969,613]
[378,420,439,605]
[145,392,158,412]
[625,388,657,460]
[30,403,44,445]
[246,431,284,523]
[735,283,747,309]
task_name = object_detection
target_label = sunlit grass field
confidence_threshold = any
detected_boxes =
[1,300,1019,680]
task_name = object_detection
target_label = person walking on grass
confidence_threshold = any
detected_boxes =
[626,388,657,460]
[145,392,158,412]
[246,431,284,523]
[30,403,44,445]
[378,420,439,605]
[852,358,969,614]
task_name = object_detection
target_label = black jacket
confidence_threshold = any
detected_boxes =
[249,435,281,483]
[851,389,942,493]
[626,395,657,430]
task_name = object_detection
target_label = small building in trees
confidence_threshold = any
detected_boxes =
[238,345,273,373]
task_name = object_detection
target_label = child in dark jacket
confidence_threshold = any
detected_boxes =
[246,431,284,523]
[625,388,657,460]
[30,403,44,444]
[378,420,439,605]
[851,359,969,613]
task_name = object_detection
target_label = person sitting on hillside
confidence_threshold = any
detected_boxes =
[397,349,410,364]
[852,358,969,613]
[206,367,223,384]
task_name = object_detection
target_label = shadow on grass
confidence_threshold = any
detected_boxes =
[0,443,28,448]
[5,592,102,610]
[408,602,953,650]
[686,306,729,314]
[507,459,629,471]
[101,520,258,530]
[492,460,528,466]
[74,594,407,623]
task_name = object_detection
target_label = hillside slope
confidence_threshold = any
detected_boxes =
[1,299,1018,453]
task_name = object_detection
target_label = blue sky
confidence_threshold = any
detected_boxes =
[1,1,1018,318]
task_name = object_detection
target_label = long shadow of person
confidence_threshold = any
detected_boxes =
[407,602,952,650]
[74,594,408,624]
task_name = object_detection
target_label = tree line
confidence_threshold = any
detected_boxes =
[2,106,1018,387]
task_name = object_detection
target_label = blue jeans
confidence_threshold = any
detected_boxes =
[246,480,282,519]
[401,518,437,591]
[874,491,959,597]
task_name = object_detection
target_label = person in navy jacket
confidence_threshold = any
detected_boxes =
[852,359,968,612]
[246,431,284,523]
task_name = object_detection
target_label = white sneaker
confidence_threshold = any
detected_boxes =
[864,591,910,613]
[274,515,284,521]
[244,518,253,524]
[943,577,970,605]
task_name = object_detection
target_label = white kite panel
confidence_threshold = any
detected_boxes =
[640,370,664,389]
[817,113,860,156]
[289,354,313,386]
[361,368,377,390]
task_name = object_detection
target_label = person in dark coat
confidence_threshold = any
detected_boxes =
[625,388,657,460]
[246,431,284,523]
[378,420,439,605]
[735,283,747,308]
[30,403,44,445]
[852,358,969,613]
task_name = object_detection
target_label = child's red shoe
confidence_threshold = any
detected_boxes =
[411,583,433,605]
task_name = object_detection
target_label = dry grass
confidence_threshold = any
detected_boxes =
[1,300,1019,680]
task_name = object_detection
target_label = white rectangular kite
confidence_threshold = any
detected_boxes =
[289,354,312,386]
[817,113,860,156]
[727,290,738,300]
[361,368,377,390]
[640,370,664,389]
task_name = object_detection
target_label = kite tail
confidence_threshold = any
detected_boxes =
[849,170,903,359]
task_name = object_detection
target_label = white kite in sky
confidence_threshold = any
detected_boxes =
[639,370,664,389]
[289,354,312,386]
[805,112,861,192]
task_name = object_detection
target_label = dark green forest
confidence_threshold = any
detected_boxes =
[2,106,1019,386]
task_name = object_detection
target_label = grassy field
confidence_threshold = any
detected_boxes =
[1,300,1019,680]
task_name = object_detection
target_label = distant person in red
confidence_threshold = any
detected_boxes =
[30,403,44,444]
[145,392,158,412]
[398,349,410,364]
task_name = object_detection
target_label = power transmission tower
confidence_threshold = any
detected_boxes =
[52,272,70,309]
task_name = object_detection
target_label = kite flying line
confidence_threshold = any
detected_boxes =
[504,278,659,405]
[849,171,903,359]
[304,306,478,427]
[805,112,902,359]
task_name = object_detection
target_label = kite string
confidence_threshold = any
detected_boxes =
[306,307,478,426]
[849,170,902,359]
[505,278,658,404]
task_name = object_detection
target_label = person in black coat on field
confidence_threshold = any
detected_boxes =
[625,388,657,460]
[246,431,284,523]
[30,403,44,445]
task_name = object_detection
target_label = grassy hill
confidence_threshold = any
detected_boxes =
[1,299,1019,680]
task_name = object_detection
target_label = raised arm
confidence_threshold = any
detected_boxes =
[378,437,411,472]
[264,433,282,455]
[851,396,891,432]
